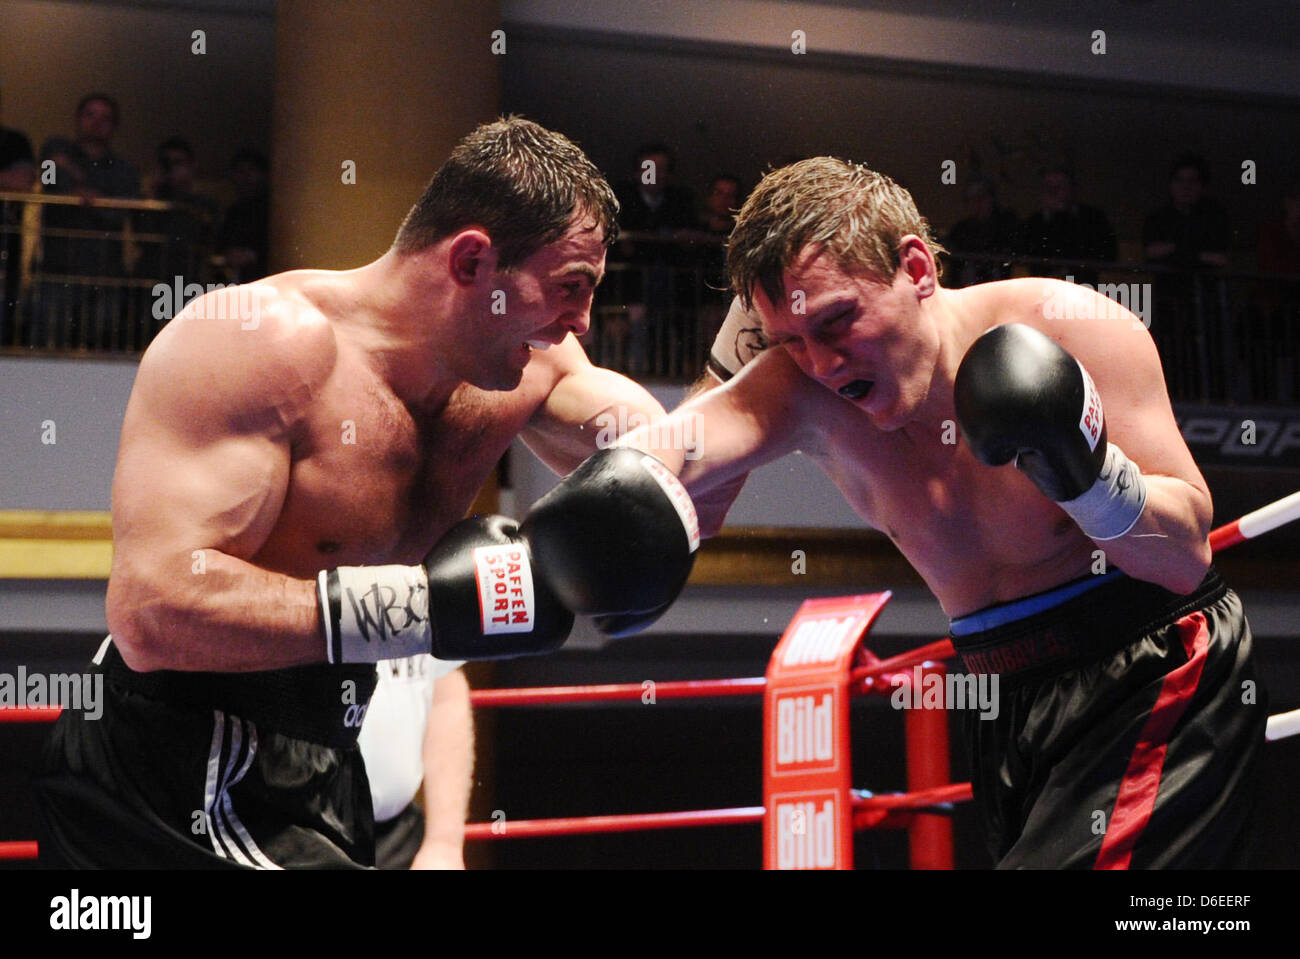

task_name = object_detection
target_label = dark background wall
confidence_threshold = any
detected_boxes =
[501,27,1299,260]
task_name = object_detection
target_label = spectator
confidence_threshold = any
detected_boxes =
[1253,178,1300,400]
[614,141,698,239]
[1142,154,1232,400]
[695,174,744,348]
[608,143,699,374]
[138,137,219,330]
[945,178,1018,287]
[34,93,141,349]
[1017,166,1117,284]
[699,173,741,237]
[1143,153,1230,271]
[0,89,36,343]
[216,148,270,283]
[1258,177,1300,278]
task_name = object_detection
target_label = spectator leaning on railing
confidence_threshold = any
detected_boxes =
[1017,165,1117,285]
[945,177,1019,288]
[34,93,141,350]
[138,136,220,312]
[0,88,36,340]
[216,148,270,284]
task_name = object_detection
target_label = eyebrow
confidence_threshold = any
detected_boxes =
[563,264,604,287]
[808,299,856,324]
[768,299,855,344]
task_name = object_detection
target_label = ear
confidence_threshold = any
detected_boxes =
[447,229,496,286]
[897,235,936,298]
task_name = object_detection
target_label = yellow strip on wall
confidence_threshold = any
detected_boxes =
[0,511,113,579]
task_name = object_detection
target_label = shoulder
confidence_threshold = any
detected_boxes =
[708,296,769,381]
[137,274,340,431]
[991,278,1160,385]
[40,136,74,156]
[1,127,33,153]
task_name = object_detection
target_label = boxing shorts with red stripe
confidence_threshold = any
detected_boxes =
[948,566,1266,869]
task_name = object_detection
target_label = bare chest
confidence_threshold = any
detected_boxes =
[256,381,541,575]
[820,424,1091,613]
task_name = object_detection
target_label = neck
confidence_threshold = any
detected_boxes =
[78,138,108,159]
[340,249,461,409]
[911,287,970,432]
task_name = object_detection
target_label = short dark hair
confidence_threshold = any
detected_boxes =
[1170,152,1209,183]
[393,116,619,268]
[636,142,675,174]
[157,136,194,167]
[1040,164,1074,183]
[76,93,119,127]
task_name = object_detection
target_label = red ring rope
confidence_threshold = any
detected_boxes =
[2,492,1298,863]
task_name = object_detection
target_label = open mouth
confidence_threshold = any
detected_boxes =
[838,379,874,401]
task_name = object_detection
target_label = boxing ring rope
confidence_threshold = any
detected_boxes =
[3,491,1300,867]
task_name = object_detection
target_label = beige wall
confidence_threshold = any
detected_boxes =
[270,0,502,270]
[0,0,274,190]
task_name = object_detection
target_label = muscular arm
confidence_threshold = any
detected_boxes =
[624,349,821,536]
[1039,286,1213,593]
[520,335,666,475]
[412,669,474,870]
[671,368,750,537]
[106,289,336,672]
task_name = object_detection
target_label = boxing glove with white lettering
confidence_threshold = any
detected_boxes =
[954,323,1147,540]
[319,514,575,664]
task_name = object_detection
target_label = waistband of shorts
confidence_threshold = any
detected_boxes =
[948,567,1228,686]
[101,640,377,748]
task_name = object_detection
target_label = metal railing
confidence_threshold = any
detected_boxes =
[946,251,1300,406]
[5,201,1298,408]
[0,190,218,353]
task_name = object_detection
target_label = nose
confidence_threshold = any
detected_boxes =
[558,307,590,339]
[805,340,844,382]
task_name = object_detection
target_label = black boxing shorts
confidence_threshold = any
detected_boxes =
[948,566,1266,869]
[35,638,379,869]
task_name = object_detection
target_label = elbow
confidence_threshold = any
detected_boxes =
[1162,538,1212,596]
[105,570,175,672]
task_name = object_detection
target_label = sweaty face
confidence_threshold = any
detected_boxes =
[472,218,606,390]
[756,249,939,431]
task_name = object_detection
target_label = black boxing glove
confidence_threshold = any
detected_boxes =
[521,447,700,635]
[591,599,675,640]
[319,514,574,663]
[954,323,1148,540]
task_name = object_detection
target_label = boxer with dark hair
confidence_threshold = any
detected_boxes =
[636,157,1265,869]
[37,117,696,869]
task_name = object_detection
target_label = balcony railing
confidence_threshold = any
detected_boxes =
[0,190,218,353]
[4,198,1298,408]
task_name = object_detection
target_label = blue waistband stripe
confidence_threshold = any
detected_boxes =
[949,570,1124,637]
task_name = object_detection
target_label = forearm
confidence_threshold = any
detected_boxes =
[108,548,324,672]
[1086,475,1212,594]
[414,670,474,868]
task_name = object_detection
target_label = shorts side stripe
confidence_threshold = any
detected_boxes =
[219,719,282,870]
[1094,612,1210,870]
